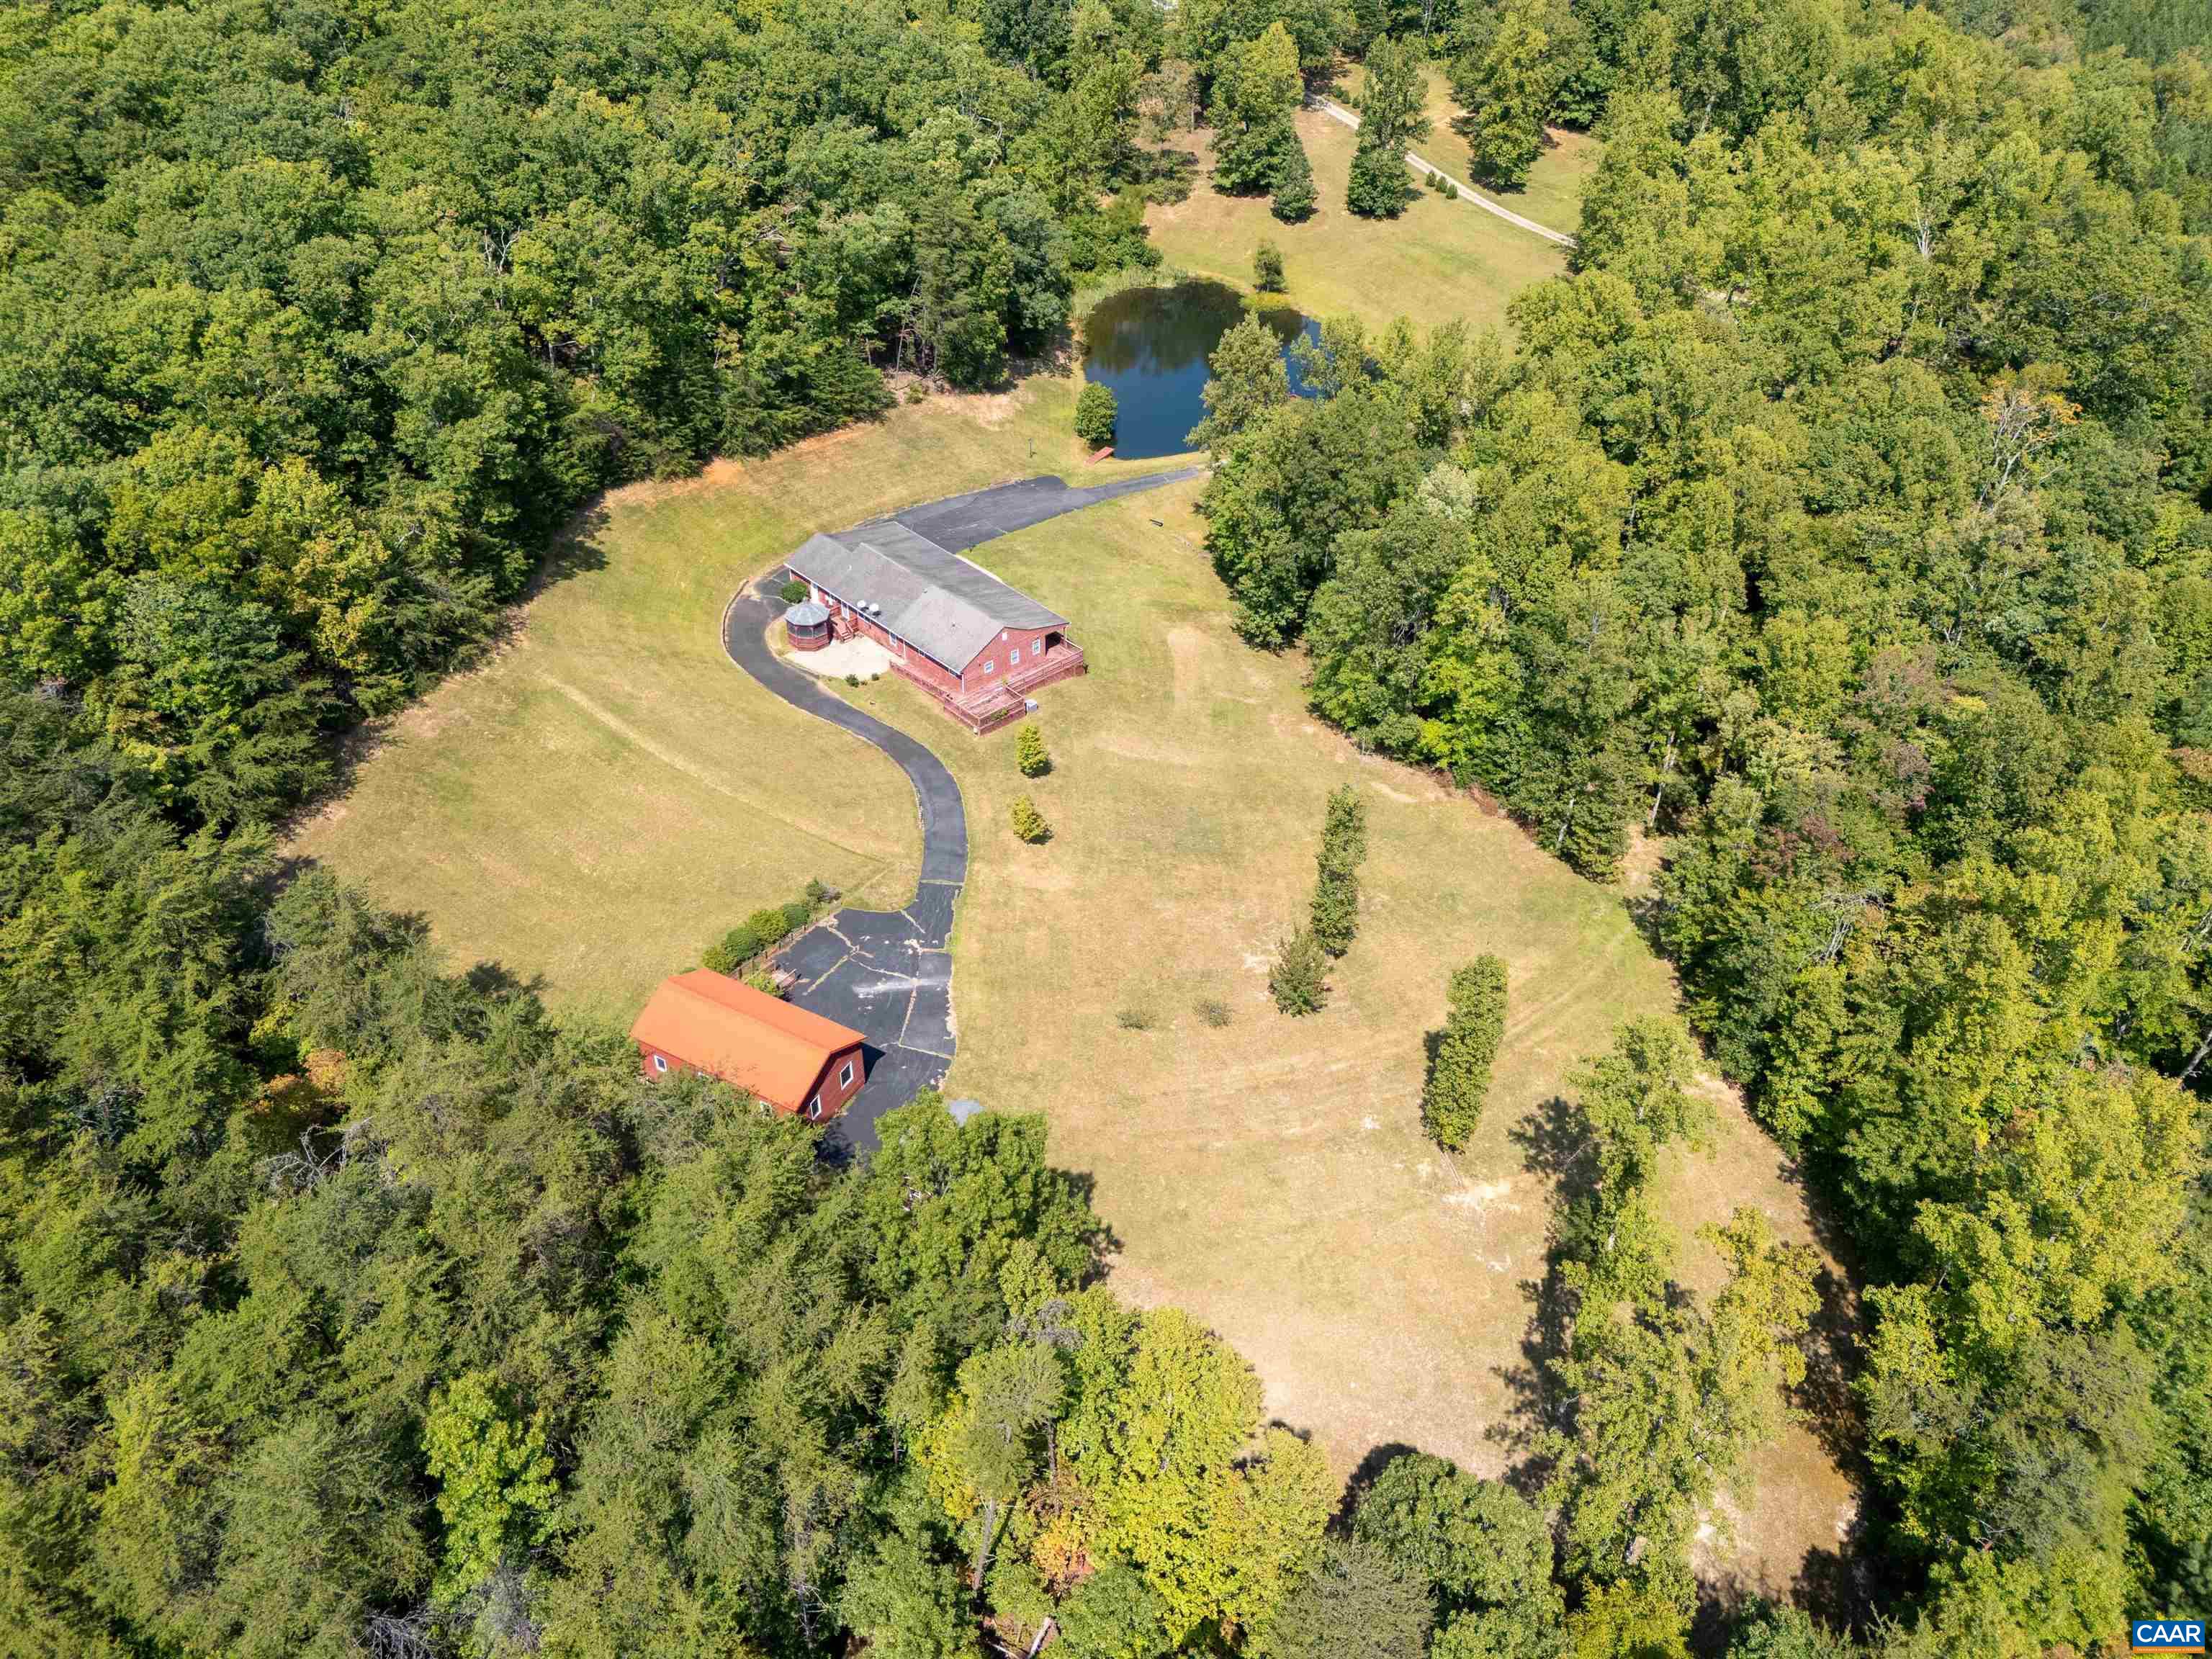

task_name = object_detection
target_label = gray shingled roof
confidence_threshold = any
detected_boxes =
[786,521,1066,672]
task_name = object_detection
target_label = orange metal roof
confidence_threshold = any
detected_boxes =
[630,971,865,1110]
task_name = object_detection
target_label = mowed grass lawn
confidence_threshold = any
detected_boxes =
[290,382,1165,1016]
[820,476,1856,1591]
[1143,103,1569,336]
[1339,60,1604,239]
[298,385,1855,1591]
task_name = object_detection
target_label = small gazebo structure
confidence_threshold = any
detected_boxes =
[785,599,830,652]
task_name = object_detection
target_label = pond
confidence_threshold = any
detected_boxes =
[1080,279,1319,460]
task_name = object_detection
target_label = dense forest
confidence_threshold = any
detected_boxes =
[0,0,1169,825]
[1198,0,2212,1648]
[4,0,2211,1654]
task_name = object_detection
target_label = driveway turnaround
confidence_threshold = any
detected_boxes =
[721,467,1198,1154]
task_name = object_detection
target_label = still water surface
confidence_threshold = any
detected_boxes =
[1080,280,1319,459]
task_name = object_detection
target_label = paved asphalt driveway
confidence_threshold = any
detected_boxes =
[892,468,1204,553]
[721,468,1197,1155]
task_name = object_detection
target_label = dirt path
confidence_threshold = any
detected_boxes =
[1313,96,1579,250]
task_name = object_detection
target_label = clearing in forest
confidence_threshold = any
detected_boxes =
[291,387,1856,1596]
[1336,59,1604,240]
[834,477,1858,1597]
[1143,101,1573,336]
[291,385,1161,1015]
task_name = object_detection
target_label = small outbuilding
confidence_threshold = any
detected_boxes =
[785,599,831,652]
[631,970,867,1121]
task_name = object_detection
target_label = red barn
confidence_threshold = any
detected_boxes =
[631,971,867,1121]
[784,521,1087,732]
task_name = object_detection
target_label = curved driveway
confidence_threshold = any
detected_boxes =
[721,467,1200,1154]
[724,576,969,886]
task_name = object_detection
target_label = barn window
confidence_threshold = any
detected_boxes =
[651,1054,667,1074]
[840,1060,855,1087]
[807,1096,822,1120]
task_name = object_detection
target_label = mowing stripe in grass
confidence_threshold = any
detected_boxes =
[539,671,899,873]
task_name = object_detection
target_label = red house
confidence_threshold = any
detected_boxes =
[630,971,867,1121]
[784,521,1087,732]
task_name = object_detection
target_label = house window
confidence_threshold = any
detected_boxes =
[807,1095,822,1120]
[651,1053,667,1074]
[840,1060,855,1088]
[982,659,995,674]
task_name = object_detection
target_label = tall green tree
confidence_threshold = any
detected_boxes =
[1256,1536,1432,1659]
[918,1340,1066,1588]
[1192,315,1295,453]
[1348,35,1429,215]
[1208,24,1306,194]
[1308,783,1369,955]
[1352,1452,1563,1643]
[1422,956,1509,1150]
[423,1372,557,1601]
[1451,0,1561,188]
[1571,1017,1709,1230]
[1272,130,1319,220]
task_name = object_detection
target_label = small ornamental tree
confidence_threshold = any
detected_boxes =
[1011,795,1051,843]
[1015,723,1051,777]
[1310,860,1359,956]
[1075,382,1118,449]
[1308,785,1367,956]
[1271,927,1328,1015]
[1272,130,1317,222]
[703,920,762,972]
[1424,956,1509,1151]
[1321,781,1367,866]
[1254,238,1287,292]
[780,577,809,603]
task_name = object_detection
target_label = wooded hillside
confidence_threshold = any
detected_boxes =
[1200,0,2212,1647]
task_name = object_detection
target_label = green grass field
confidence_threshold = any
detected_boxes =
[821,479,1854,1586]
[1142,102,1570,337]
[1339,60,1604,238]
[290,385,1167,1016]
[297,383,1854,1590]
